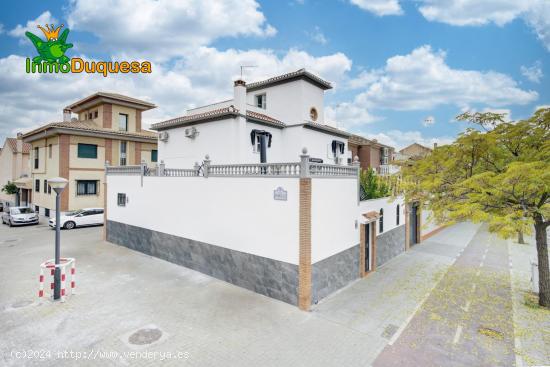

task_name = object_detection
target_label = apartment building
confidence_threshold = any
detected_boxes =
[0,135,32,205]
[22,92,158,216]
[348,134,396,173]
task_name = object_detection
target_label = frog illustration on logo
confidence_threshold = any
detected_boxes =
[25,24,73,64]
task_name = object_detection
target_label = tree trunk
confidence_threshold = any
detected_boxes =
[534,220,549,307]
[518,231,525,244]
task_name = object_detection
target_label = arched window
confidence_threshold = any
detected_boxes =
[379,208,384,233]
[396,204,400,226]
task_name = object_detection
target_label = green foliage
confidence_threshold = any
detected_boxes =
[402,107,550,305]
[360,168,390,200]
[1,182,18,195]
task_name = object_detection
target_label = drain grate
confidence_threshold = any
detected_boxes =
[478,327,504,340]
[381,324,399,339]
[128,328,163,345]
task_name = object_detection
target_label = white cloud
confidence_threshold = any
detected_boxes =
[361,130,454,150]
[325,102,379,129]
[0,48,352,142]
[349,0,403,16]
[307,26,328,45]
[422,116,435,127]
[418,0,528,26]
[520,61,543,83]
[418,0,550,51]
[349,45,537,111]
[8,11,59,40]
[66,0,276,60]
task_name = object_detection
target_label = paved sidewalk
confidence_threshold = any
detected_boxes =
[509,236,550,366]
[374,224,518,367]
[3,220,539,367]
[312,222,480,364]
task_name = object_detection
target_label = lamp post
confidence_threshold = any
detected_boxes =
[48,177,68,300]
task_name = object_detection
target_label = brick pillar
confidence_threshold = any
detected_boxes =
[58,135,70,211]
[134,142,141,165]
[105,139,112,164]
[298,178,312,311]
[103,103,112,128]
[136,110,142,132]
[371,222,377,271]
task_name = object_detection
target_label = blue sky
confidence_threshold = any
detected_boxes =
[0,0,548,149]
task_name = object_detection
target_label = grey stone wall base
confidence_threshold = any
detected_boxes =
[312,244,360,305]
[107,220,298,305]
[376,224,406,267]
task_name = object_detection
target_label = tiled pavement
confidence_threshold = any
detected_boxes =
[0,220,544,366]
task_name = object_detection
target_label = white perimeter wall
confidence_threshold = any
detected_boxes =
[107,175,300,264]
[358,196,405,233]
[311,178,359,263]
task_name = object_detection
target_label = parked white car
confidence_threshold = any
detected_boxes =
[2,206,39,226]
[49,208,104,230]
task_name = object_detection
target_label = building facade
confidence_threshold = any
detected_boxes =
[104,70,422,310]
[22,93,158,215]
[348,134,396,173]
[0,135,31,205]
[152,69,352,167]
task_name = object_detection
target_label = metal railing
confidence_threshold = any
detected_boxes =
[209,162,301,177]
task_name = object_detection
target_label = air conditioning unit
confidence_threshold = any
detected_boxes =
[159,131,169,142]
[185,127,199,139]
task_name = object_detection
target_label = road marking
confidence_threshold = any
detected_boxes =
[471,283,476,292]
[453,325,463,344]
[462,300,471,312]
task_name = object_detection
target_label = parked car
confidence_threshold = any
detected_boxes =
[49,208,104,230]
[2,206,39,226]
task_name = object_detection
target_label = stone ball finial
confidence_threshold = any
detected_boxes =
[302,147,308,155]
[205,154,210,160]
[353,155,359,162]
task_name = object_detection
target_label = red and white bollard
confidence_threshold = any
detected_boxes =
[38,258,76,302]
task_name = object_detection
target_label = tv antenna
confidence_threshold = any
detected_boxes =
[240,65,258,79]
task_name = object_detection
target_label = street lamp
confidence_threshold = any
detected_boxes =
[48,177,68,300]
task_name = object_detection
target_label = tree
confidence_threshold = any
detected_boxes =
[360,168,390,200]
[1,182,18,195]
[401,108,550,307]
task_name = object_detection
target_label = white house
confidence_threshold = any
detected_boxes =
[103,70,435,311]
[151,69,351,167]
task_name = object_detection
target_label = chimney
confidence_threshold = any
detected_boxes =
[16,133,23,153]
[233,79,246,113]
[63,108,72,122]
